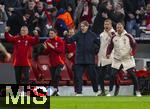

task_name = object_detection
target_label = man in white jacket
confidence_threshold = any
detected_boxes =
[106,22,141,97]
[97,19,115,96]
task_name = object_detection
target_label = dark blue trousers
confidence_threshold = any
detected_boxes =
[14,66,30,84]
[50,64,64,90]
[97,64,111,92]
[74,64,98,94]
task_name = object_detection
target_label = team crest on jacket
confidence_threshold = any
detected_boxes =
[55,42,58,47]
[25,40,28,46]
[18,40,21,43]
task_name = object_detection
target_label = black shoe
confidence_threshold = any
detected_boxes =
[114,86,120,96]
[114,89,119,96]
[98,92,106,96]
[51,90,60,96]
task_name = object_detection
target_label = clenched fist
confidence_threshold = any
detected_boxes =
[5,26,10,32]
[33,30,39,36]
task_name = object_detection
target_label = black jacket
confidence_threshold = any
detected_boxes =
[67,30,100,64]
[92,1,108,34]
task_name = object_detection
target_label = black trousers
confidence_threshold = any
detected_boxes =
[74,64,98,94]
[97,64,111,92]
[14,66,30,84]
[50,64,64,90]
[109,67,139,93]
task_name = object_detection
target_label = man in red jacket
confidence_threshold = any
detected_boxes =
[43,28,65,96]
[64,28,76,64]
[64,28,76,92]
[5,26,39,84]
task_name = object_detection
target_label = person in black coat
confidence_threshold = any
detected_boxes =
[66,20,100,96]
[92,0,116,35]
[92,0,108,35]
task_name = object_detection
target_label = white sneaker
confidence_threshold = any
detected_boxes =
[75,94,83,96]
[94,90,101,96]
[106,92,113,96]
[136,91,142,97]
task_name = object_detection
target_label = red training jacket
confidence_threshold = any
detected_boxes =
[5,32,39,66]
[65,41,76,64]
[44,36,65,67]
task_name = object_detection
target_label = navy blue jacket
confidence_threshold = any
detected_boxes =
[67,30,100,64]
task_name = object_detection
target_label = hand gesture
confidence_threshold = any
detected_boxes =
[63,31,68,36]
[67,53,74,59]
[5,26,10,32]
[33,30,39,36]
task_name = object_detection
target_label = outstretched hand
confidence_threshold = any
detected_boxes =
[5,26,10,32]
[33,30,39,36]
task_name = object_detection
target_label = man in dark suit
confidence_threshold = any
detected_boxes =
[66,20,100,96]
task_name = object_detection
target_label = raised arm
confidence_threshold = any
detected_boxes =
[4,26,17,43]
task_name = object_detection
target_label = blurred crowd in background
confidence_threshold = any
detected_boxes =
[0,0,150,39]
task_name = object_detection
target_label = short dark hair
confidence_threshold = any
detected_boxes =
[80,20,89,27]
[116,22,125,27]
[104,19,112,24]
[24,10,33,16]
[48,28,57,33]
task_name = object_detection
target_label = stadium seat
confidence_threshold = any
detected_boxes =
[65,58,74,80]
[136,70,150,78]
[136,70,150,95]
[36,64,51,81]
[116,70,133,85]
[37,55,51,66]
[65,58,74,85]
[31,55,51,83]
[114,70,133,96]
[29,67,37,83]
